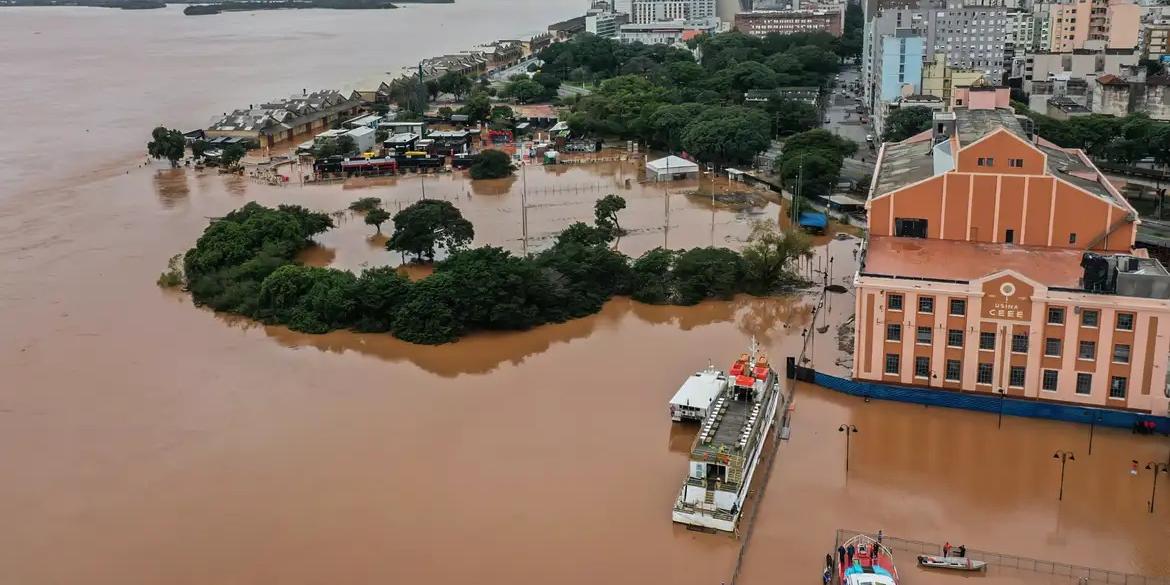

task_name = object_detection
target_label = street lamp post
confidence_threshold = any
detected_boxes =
[997,388,1006,429]
[1085,412,1101,455]
[1053,450,1075,501]
[1135,460,1169,513]
[839,424,859,474]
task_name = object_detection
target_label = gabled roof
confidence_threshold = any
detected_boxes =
[1096,73,1128,86]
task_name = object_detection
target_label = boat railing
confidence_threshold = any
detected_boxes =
[835,529,1170,585]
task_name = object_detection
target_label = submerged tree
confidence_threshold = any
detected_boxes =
[594,194,627,236]
[147,126,186,167]
[219,144,247,169]
[740,220,813,293]
[469,149,514,180]
[365,208,391,233]
[386,199,475,262]
[348,197,382,212]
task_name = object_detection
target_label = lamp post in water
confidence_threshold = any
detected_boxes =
[1053,450,1075,501]
[1085,412,1101,455]
[996,388,1006,429]
[839,424,859,474]
[1135,460,1169,513]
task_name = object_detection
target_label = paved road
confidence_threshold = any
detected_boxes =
[822,67,876,185]
[488,57,541,86]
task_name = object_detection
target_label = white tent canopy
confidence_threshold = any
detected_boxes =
[645,155,699,180]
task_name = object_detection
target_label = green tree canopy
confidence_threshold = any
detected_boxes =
[386,199,475,262]
[469,149,514,180]
[594,194,627,235]
[504,78,546,103]
[148,126,186,167]
[882,106,935,142]
[740,221,812,293]
[437,71,473,98]
[220,144,247,169]
[680,110,772,167]
[349,197,382,212]
[365,208,391,232]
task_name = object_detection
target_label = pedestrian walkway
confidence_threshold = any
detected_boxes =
[835,529,1170,585]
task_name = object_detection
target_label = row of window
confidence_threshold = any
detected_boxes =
[883,355,1129,398]
[884,325,1132,363]
[976,157,1025,168]
[887,293,1136,332]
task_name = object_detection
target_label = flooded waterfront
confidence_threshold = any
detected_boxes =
[1,6,1169,585]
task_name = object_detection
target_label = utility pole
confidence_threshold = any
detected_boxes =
[664,156,671,249]
[1085,412,1100,455]
[793,153,804,225]
[1053,450,1074,501]
[521,163,529,256]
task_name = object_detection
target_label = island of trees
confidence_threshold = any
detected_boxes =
[172,198,813,344]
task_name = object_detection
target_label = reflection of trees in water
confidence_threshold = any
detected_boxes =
[734,294,814,348]
[152,169,189,208]
[297,244,336,267]
[470,175,517,196]
[223,174,247,196]
[203,293,815,379]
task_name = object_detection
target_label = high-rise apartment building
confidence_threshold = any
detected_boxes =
[629,0,717,24]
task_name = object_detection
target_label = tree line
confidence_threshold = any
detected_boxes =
[537,31,846,168]
[1015,107,1170,166]
[176,199,813,344]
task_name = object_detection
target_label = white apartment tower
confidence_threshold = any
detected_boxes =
[630,0,717,23]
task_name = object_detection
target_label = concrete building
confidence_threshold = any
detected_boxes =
[1046,0,1141,53]
[629,0,717,24]
[1090,73,1170,120]
[1143,23,1170,60]
[874,31,927,137]
[618,18,720,43]
[929,3,1009,82]
[922,53,987,103]
[733,8,844,36]
[861,0,927,116]
[856,102,1170,417]
[1023,48,1139,111]
[586,11,630,37]
[1047,95,1093,118]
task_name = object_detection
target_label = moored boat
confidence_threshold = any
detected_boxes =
[833,534,899,585]
[916,555,987,571]
[671,341,783,532]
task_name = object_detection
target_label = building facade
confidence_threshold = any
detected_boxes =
[873,32,927,136]
[929,3,1009,82]
[1144,23,1170,60]
[629,0,717,23]
[733,8,844,36]
[922,53,986,102]
[855,102,1170,416]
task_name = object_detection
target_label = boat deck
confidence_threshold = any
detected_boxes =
[710,397,754,447]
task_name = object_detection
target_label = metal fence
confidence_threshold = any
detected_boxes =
[835,529,1170,585]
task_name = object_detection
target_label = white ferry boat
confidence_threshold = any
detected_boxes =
[671,344,783,532]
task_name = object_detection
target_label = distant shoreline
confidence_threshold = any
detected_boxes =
[0,0,454,10]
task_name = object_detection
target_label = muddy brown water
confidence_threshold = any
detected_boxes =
[1,7,1168,585]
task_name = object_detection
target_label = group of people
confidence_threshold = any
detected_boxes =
[942,542,967,558]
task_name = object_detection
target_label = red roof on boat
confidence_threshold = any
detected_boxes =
[753,366,770,380]
[735,375,756,388]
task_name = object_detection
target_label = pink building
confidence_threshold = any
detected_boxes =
[1048,0,1140,52]
[854,102,1170,416]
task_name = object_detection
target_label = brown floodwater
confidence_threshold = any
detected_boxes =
[1,6,1168,585]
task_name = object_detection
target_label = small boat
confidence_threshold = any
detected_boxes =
[833,534,899,585]
[917,555,987,571]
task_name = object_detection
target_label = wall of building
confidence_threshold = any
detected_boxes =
[868,133,1137,251]
[1107,0,1141,49]
[878,34,925,102]
[853,275,1170,415]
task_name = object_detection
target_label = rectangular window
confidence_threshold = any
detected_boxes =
[888,293,903,311]
[917,326,933,344]
[947,329,964,347]
[945,359,962,381]
[1009,365,1026,387]
[1076,372,1092,395]
[1069,232,1077,244]
[1009,158,1024,167]
[1117,313,1134,331]
[1078,340,1096,360]
[977,363,994,384]
[885,353,900,374]
[1047,307,1064,325]
[887,323,902,341]
[1011,334,1029,353]
[1081,309,1099,327]
[949,298,966,316]
[979,331,996,350]
[1044,337,1062,357]
[1042,369,1058,391]
[919,296,934,313]
[1109,376,1128,399]
[977,157,995,166]
[1113,343,1131,363]
[914,356,930,378]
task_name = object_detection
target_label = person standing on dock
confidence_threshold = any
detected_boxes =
[943,542,952,557]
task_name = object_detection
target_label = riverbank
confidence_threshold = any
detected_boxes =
[183,0,398,15]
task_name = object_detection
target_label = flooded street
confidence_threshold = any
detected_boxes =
[1,6,1168,585]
